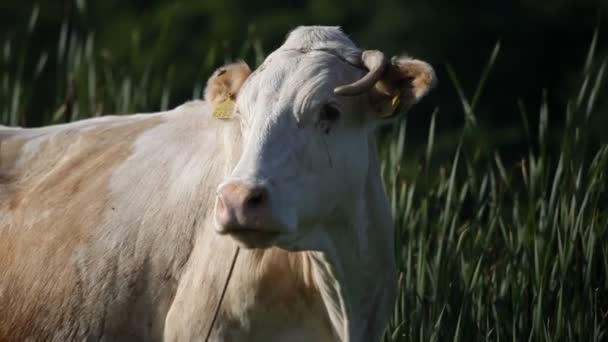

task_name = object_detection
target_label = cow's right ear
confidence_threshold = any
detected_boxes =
[204,62,252,111]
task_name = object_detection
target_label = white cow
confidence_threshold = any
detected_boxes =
[0,26,435,341]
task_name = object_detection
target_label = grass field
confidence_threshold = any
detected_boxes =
[380,35,608,341]
[2,7,607,342]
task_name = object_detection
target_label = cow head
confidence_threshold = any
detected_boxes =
[210,26,435,249]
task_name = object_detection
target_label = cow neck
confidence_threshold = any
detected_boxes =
[304,136,397,342]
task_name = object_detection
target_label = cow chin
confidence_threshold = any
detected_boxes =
[214,210,295,249]
[222,229,282,249]
[225,229,318,251]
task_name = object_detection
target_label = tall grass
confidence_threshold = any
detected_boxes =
[0,4,264,126]
[382,32,608,341]
[2,5,607,342]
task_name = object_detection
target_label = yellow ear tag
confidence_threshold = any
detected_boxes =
[213,98,235,119]
[379,94,401,118]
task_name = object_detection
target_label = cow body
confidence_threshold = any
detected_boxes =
[1,107,228,340]
[1,26,436,341]
[0,102,393,341]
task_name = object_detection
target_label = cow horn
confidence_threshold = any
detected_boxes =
[334,50,388,96]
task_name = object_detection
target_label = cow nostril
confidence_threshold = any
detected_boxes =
[244,189,267,210]
[216,193,226,211]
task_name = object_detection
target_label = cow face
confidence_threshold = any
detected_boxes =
[211,26,435,249]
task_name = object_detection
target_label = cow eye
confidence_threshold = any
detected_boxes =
[317,104,340,134]
[320,104,340,123]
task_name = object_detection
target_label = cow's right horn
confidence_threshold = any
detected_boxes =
[334,50,388,96]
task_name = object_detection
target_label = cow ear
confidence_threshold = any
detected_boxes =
[369,56,436,118]
[204,62,252,110]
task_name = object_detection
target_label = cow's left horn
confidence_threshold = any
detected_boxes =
[334,50,387,96]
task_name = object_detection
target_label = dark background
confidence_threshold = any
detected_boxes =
[1,0,607,161]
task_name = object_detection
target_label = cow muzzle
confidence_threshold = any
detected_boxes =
[214,181,285,248]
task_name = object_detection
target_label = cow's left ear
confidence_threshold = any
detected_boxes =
[204,62,252,111]
[369,56,436,118]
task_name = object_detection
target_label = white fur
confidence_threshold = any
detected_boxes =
[216,26,397,341]
[0,26,417,342]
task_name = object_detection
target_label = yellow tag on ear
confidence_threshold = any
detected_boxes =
[213,98,235,119]
[379,94,401,118]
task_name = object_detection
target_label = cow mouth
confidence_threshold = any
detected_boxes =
[220,229,281,249]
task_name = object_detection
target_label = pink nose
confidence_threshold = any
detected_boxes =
[215,182,271,233]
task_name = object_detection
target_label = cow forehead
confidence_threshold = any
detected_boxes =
[238,51,364,121]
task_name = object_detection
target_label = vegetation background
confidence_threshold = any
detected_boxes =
[1,0,607,341]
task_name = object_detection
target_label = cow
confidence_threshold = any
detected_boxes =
[0,26,435,341]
